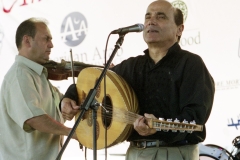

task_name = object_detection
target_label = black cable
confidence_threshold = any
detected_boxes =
[103,32,112,160]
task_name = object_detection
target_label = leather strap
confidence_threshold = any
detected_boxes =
[131,140,188,148]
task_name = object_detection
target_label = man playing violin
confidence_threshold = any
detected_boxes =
[0,17,79,160]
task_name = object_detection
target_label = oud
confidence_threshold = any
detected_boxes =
[75,67,203,150]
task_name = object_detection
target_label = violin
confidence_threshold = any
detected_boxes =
[43,59,103,81]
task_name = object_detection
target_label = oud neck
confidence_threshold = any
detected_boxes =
[147,118,203,132]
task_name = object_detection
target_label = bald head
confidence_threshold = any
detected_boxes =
[143,0,184,47]
[15,18,49,49]
[148,0,174,11]
[148,0,184,28]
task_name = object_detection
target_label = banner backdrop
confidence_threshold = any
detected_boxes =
[1,0,240,159]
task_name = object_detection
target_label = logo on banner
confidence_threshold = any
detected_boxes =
[171,0,188,22]
[2,0,42,13]
[216,79,240,90]
[60,12,88,47]
[228,115,240,130]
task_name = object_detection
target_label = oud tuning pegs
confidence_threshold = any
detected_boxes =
[179,119,188,133]
[187,120,196,134]
[163,119,172,132]
[174,118,180,123]
[190,120,196,124]
[154,118,200,133]
[182,119,188,124]
[171,118,179,132]
[159,117,168,131]
[158,117,165,121]
[166,118,172,122]
[167,119,174,131]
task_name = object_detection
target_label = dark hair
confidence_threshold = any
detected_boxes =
[173,8,184,42]
[15,18,48,49]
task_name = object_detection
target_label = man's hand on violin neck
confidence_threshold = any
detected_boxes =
[61,98,80,120]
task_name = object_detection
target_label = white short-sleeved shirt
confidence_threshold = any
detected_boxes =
[0,55,64,160]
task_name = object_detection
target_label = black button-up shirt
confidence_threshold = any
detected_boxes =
[111,42,215,144]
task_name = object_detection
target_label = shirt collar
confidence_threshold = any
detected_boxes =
[15,55,45,76]
[143,42,181,57]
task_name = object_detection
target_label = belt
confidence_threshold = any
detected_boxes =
[131,140,188,149]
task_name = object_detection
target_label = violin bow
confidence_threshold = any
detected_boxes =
[70,49,75,84]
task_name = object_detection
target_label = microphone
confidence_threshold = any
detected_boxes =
[111,23,144,35]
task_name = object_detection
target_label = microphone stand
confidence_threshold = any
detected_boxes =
[56,34,125,160]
